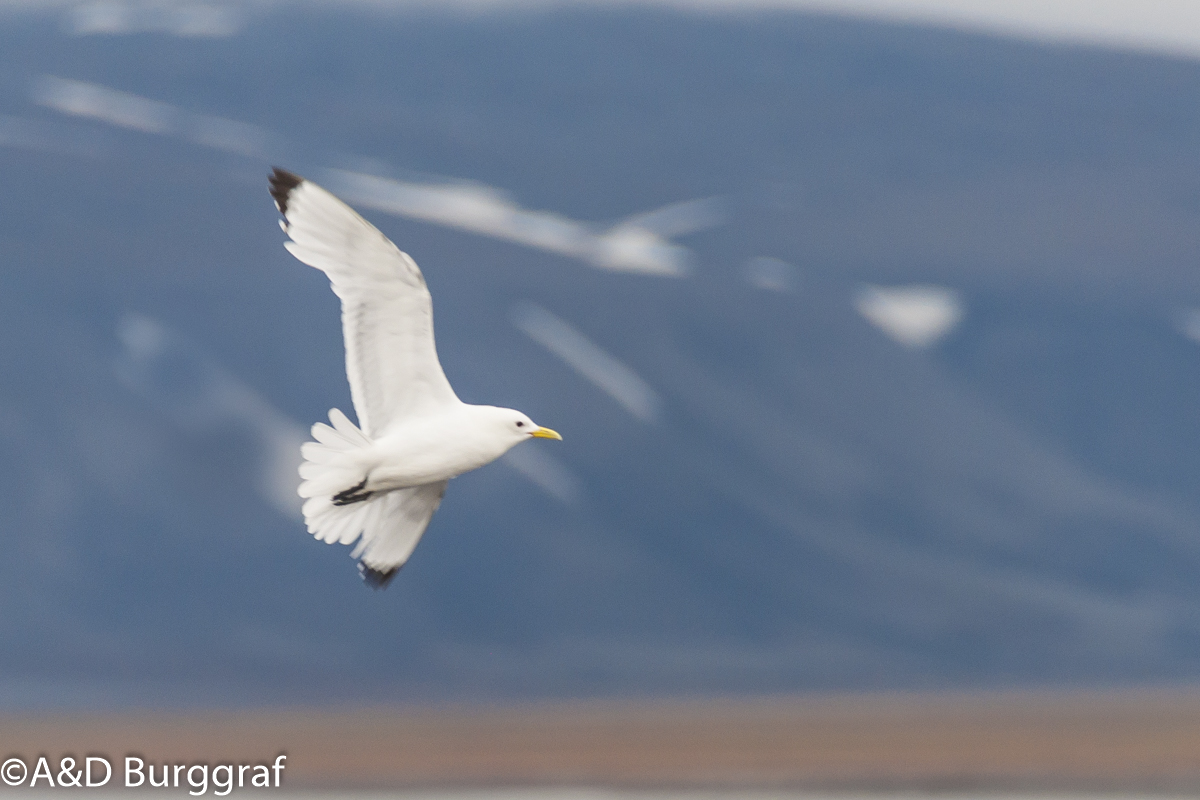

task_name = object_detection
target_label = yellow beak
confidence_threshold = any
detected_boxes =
[531,426,563,440]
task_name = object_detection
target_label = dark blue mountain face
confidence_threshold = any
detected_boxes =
[3,6,1200,708]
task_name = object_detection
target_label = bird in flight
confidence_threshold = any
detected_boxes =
[270,168,562,589]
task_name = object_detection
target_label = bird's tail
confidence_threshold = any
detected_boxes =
[297,408,445,589]
[297,408,378,546]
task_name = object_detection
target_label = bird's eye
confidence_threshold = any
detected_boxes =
[516,421,525,427]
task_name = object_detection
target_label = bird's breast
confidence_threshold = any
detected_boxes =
[367,416,509,489]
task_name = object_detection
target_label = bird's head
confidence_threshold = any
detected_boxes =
[484,406,562,445]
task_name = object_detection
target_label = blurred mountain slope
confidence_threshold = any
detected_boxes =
[2,7,1200,706]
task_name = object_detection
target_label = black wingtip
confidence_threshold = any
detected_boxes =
[358,561,401,590]
[269,167,303,214]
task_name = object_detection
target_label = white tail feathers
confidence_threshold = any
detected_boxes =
[302,491,401,562]
[297,408,448,574]
[298,408,374,545]
[297,408,370,500]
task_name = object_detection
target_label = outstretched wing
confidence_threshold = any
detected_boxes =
[354,481,449,586]
[301,478,449,588]
[270,168,459,437]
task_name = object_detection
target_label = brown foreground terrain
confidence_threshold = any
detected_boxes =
[6,690,1200,791]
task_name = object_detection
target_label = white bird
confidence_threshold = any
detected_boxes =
[270,168,562,588]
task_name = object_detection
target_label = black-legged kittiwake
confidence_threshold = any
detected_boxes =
[269,168,562,589]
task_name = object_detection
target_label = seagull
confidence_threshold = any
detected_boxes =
[269,168,562,589]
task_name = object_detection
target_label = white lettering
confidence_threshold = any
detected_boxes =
[125,756,145,787]
[86,757,111,787]
[212,764,233,796]
[149,762,169,788]
[29,757,54,788]
[57,757,82,787]
[187,764,208,796]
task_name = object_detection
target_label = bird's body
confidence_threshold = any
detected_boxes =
[270,168,560,587]
[305,404,548,497]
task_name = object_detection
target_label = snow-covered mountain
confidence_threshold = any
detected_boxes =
[3,5,1200,707]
